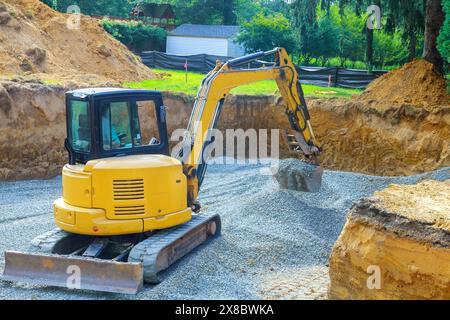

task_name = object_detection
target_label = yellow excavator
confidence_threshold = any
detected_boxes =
[2,48,322,294]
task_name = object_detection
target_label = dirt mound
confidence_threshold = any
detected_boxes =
[374,180,450,231]
[329,180,450,299]
[0,0,155,84]
[358,60,449,108]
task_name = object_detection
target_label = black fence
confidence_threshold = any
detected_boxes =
[140,51,387,89]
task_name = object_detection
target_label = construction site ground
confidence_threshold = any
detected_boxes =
[0,160,448,300]
[1,0,449,301]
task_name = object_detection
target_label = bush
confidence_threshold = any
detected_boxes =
[236,13,297,53]
[101,19,167,52]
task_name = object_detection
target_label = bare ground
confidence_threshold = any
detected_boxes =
[0,160,448,300]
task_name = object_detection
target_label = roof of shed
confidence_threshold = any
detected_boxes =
[169,24,240,38]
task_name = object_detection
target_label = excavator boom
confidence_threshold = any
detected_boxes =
[179,48,322,201]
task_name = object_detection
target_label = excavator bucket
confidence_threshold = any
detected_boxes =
[279,131,324,193]
[301,164,323,193]
[274,160,324,193]
[2,251,143,294]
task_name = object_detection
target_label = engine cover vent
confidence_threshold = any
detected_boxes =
[113,179,145,201]
[114,205,146,215]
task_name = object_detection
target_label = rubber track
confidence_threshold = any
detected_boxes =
[29,228,71,253]
[128,214,221,283]
[26,215,221,284]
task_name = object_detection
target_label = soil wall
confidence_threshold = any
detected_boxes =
[0,81,449,180]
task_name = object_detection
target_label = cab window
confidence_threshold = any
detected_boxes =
[101,101,132,151]
[134,100,161,147]
[69,100,91,152]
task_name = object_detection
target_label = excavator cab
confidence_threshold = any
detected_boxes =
[65,88,170,164]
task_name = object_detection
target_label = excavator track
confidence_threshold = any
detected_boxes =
[29,228,89,254]
[2,214,221,294]
[128,213,221,283]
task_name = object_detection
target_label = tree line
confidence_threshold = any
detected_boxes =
[41,0,448,74]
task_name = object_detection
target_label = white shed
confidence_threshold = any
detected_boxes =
[166,24,245,57]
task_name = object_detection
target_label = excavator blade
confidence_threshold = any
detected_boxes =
[2,251,143,294]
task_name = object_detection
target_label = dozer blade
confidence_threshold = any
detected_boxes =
[2,251,143,294]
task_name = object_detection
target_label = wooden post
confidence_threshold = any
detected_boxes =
[334,67,339,87]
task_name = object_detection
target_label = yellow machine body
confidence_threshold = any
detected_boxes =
[54,154,192,236]
[54,47,321,238]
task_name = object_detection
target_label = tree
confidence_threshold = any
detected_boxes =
[291,0,320,63]
[234,0,291,24]
[373,30,409,68]
[437,0,450,62]
[49,0,133,17]
[337,8,365,67]
[223,0,237,25]
[314,13,340,66]
[146,0,236,25]
[382,0,425,62]
[423,0,445,74]
[302,5,341,66]
[337,0,426,68]
[234,0,263,23]
[236,13,296,53]
[340,0,382,71]
[101,18,167,52]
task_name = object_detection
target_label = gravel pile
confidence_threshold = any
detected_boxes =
[0,160,448,300]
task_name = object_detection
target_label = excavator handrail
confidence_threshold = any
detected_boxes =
[226,48,279,67]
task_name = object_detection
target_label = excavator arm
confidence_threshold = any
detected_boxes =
[179,48,322,207]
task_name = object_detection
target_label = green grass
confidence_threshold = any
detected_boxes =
[124,68,361,98]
